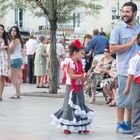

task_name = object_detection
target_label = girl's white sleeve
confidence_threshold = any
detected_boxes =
[128,55,140,77]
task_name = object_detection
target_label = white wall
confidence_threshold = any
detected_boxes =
[3,9,46,33]
[23,10,46,33]
[77,0,117,34]
[78,0,140,34]
[2,0,140,34]
[4,9,15,30]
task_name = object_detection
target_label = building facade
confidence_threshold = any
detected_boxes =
[1,0,140,35]
[78,0,140,34]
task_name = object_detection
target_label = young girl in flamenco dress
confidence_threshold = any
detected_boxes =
[51,39,94,134]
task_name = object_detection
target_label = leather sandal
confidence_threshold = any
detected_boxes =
[9,95,21,99]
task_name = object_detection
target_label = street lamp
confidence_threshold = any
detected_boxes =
[112,0,121,20]
[112,7,120,20]
[112,8,117,20]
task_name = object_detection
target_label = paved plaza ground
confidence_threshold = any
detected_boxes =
[0,83,133,140]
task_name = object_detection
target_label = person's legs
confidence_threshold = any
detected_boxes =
[40,76,44,87]
[42,75,47,85]
[125,109,132,131]
[89,88,96,103]
[89,76,97,103]
[102,86,112,104]
[46,62,50,87]
[31,55,36,83]
[109,77,118,106]
[27,55,32,83]
[9,58,23,98]
[117,107,125,122]
[36,76,40,87]
[19,69,23,84]
[108,79,118,106]
[126,109,132,122]
[9,68,21,96]
[108,88,117,106]
[0,76,5,99]
[116,75,132,134]
[116,107,132,134]
[131,82,140,138]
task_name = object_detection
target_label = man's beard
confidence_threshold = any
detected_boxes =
[122,15,134,24]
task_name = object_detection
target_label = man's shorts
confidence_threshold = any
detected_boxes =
[10,58,23,69]
[116,75,132,109]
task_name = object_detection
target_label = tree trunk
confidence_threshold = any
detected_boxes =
[49,20,58,94]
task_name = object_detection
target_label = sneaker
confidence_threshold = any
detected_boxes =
[125,121,132,130]
[134,135,140,140]
[116,122,132,134]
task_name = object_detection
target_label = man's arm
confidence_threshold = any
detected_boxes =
[124,74,133,95]
[85,38,95,53]
[110,35,138,53]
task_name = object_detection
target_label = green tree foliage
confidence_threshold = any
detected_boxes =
[0,0,102,24]
[0,0,102,94]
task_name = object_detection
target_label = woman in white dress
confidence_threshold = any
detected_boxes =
[0,24,9,100]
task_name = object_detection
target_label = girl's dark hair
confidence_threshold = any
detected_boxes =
[83,34,92,46]
[123,2,137,13]
[9,26,24,48]
[68,43,84,56]
[0,24,8,46]
[84,34,92,40]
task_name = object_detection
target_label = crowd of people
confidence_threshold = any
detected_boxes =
[0,1,140,140]
[0,24,66,100]
[0,25,24,99]
[51,1,140,139]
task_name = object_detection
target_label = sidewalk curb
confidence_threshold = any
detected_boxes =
[21,91,65,98]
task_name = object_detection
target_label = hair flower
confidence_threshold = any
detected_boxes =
[73,39,82,49]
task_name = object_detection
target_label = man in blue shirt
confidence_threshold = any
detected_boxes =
[86,29,109,62]
[110,2,140,136]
